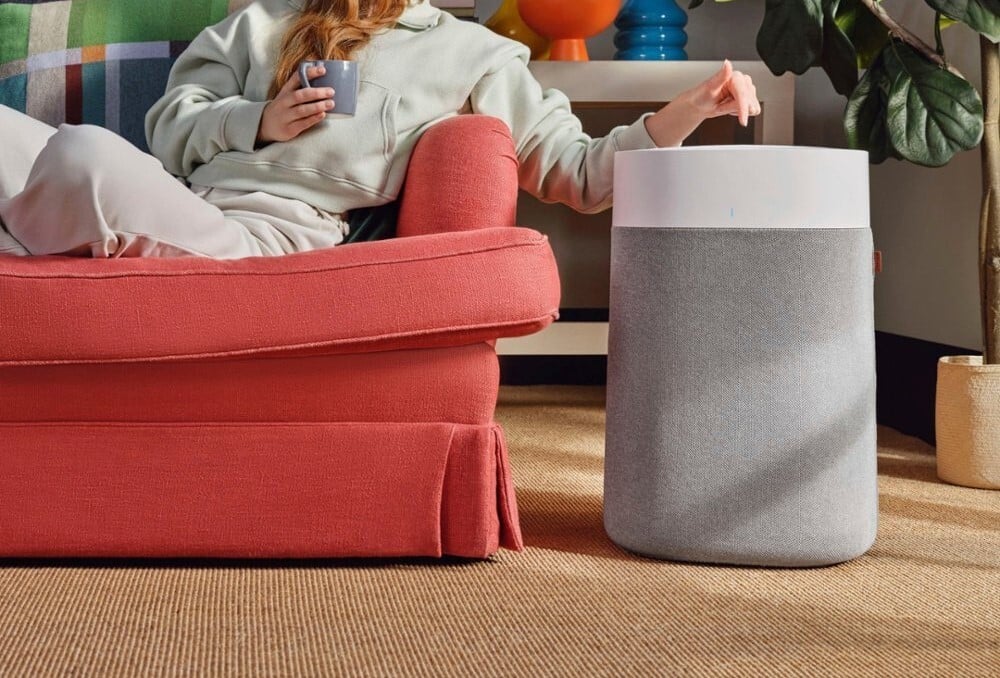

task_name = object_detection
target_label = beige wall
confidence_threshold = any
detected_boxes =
[477,0,985,350]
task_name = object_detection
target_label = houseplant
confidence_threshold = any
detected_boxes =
[691,0,1000,489]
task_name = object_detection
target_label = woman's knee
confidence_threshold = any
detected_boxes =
[0,107,56,199]
[32,125,178,234]
[35,124,151,189]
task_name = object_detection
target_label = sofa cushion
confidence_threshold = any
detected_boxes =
[0,0,251,151]
[0,227,560,365]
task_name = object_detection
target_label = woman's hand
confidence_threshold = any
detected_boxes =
[644,60,761,148]
[256,65,336,145]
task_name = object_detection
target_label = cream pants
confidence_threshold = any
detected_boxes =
[0,106,347,258]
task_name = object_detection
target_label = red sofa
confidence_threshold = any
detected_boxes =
[0,115,561,559]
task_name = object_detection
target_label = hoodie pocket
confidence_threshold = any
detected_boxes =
[219,80,401,199]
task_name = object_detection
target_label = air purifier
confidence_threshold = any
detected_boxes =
[604,146,877,567]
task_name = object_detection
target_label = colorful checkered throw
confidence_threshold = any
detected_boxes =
[0,0,251,151]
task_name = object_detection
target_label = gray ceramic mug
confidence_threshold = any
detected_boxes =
[298,59,359,118]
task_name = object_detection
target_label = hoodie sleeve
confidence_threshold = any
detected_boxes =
[469,50,659,214]
[144,14,268,178]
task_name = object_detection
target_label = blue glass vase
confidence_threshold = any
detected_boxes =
[613,0,688,61]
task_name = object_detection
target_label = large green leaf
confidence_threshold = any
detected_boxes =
[844,51,896,163]
[924,0,1000,42]
[883,42,984,166]
[756,0,825,75]
[821,0,859,94]
[834,0,891,68]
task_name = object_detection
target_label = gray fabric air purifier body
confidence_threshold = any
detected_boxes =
[604,147,877,567]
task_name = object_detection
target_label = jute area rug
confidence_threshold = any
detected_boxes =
[0,386,997,677]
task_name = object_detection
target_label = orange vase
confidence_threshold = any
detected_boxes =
[518,0,622,61]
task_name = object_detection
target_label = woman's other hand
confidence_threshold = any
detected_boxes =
[256,65,336,145]
[644,60,761,148]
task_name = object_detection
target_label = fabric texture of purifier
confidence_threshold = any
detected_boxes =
[604,226,877,567]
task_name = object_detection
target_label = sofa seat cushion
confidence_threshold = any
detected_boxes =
[0,227,560,365]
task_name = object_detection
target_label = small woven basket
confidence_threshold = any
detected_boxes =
[935,355,1000,489]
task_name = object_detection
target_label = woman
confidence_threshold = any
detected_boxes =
[0,0,759,258]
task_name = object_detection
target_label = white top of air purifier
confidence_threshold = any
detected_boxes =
[612,146,869,229]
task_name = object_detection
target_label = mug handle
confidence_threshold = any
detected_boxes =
[298,61,316,88]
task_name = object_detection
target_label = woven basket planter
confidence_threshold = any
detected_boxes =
[935,356,1000,489]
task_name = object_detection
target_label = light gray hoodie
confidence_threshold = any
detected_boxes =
[145,0,659,216]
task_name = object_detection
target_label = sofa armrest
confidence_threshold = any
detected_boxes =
[397,115,519,239]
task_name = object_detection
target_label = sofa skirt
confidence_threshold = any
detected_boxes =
[0,420,522,559]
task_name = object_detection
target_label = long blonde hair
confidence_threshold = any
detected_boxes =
[269,0,408,99]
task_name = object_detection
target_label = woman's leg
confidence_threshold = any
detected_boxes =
[396,115,519,238]
[0,107,55,255]
[0,106,57,201]
[0,122,286,258]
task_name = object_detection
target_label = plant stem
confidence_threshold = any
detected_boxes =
[933,12,945,58]
[980,35,1000,363]
[857,0,962,76]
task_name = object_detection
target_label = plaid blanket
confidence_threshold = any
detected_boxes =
[0,0,251,151]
